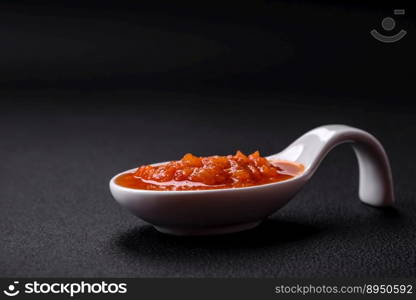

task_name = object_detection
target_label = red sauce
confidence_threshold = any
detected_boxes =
[115,151,304,191]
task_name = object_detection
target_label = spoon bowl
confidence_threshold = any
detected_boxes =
[109,125,394,235]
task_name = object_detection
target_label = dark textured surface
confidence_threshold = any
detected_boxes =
[0,0,415,277]
[0,94,415,277]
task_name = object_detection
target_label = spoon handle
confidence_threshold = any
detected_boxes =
[272,125,394,207]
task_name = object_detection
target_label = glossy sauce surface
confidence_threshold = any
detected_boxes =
[115,151,304,191]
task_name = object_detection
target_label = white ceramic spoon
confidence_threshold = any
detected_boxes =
[109,125,394,236]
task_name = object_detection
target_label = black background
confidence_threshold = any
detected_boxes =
[0,0,415,277]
